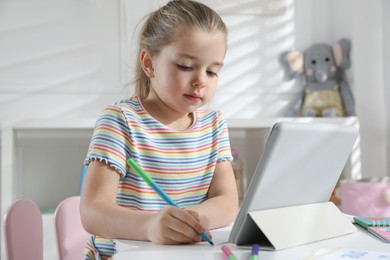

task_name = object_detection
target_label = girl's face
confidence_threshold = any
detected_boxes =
[146,27,226,115]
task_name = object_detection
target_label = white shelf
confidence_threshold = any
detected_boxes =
[1,116,360,208]
[9,118,97,129]
[9,116,359,129]
[227,116,359,128]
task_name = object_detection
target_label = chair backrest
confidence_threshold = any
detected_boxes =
[54,196,90,260]
[3,199,43,260]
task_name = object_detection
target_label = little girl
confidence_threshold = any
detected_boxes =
[80,1,238,259]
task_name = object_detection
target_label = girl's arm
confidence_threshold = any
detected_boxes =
[80,160,208,244]
[186,160,239,229]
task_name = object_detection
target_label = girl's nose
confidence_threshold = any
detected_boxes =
[191,71,206,88]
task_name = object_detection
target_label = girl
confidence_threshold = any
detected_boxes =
[80,0,238,259]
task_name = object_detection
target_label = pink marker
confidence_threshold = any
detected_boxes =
[221,245,237,260]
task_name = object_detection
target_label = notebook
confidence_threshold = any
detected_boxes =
[354,217,390,228]
[228,122,359,247]
[354,217,390,243]
[367,226,390,243]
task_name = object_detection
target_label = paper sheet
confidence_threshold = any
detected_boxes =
[305,248,390,259]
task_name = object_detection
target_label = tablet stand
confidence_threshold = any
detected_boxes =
[235,202,357,250]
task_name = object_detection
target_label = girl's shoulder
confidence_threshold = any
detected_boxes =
[101,96,143,116]
[97,96,146,125]
[112,96,141,110]
[195,108,226,125]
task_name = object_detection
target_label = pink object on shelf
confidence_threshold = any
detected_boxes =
[54,196,90,260]
[340,179,390,217]
[3,199,44,260]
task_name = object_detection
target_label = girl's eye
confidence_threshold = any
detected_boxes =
[207,71,218,78]
[176,64,192,71]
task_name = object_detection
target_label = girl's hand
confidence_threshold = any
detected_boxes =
[146,206,212,244]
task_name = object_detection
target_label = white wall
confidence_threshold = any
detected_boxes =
[0,0,388,192]
[0,0,389,194]
[351,1,387,179]
[0,0,124,125]
[383,0,390,174]
[0,0,388,193]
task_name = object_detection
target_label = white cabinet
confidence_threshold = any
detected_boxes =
[1,116,360,213]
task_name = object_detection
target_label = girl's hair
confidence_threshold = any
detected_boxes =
[135,0,227,100]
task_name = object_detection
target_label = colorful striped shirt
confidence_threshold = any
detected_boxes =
[83,96,232,259]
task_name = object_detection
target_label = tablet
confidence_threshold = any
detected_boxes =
[228,122,359,246]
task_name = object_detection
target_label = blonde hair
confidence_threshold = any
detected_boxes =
[134,0,227,100]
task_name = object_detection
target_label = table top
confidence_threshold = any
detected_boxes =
[112,224,389,260]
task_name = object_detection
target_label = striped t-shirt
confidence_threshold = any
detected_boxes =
[84,96,232,259]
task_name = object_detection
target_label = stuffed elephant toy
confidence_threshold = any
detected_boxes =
[279,38,355,117]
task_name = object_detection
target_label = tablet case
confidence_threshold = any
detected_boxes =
[238,202,356,250]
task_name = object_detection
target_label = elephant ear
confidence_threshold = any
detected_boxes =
[279,51,304,80]
[332,38,351,69]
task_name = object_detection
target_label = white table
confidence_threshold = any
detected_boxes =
[112,224,389,260]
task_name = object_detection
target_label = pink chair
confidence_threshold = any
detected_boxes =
[54,196,90,260]
[3,199,43,260]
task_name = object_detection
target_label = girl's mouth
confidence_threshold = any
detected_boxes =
[184,94,202,102]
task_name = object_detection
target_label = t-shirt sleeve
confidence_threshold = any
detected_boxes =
[216,112,233,163]
[84,105,131,179]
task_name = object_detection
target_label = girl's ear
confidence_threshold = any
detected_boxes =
[140,49,155,78]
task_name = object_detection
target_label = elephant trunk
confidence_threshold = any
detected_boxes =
[315,71,328,83]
